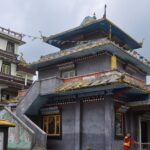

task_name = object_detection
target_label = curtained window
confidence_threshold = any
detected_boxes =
[1,62,11,75]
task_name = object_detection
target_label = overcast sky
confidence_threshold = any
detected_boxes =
[0,0,150,61]
[1,0,150,80]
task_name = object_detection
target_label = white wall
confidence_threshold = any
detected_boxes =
[11,63,17,76]
[14,44,19,54]
[0,38,7,50]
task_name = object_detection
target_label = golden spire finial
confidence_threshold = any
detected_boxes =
[19,52,28,66]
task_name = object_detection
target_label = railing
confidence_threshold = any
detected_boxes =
[23,115,47,148]
[40,76,63,95]
[0,26,23,40]
[111,40,150,68]
[0,49,18,60]
[33,37,150,71]
[0,72,32,87]
[123,73,145,89]
[16,77,62,148]
[32,38,109,64]
[62,70,148,91]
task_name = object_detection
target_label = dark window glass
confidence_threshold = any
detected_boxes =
[43,114,61,137]
[6,42,15,53]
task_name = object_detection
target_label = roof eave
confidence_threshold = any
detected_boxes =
[31,42,150,74]
[44,18,141,49]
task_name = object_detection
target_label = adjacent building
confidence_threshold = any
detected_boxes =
[16,14,150,150]
[0,27,35,105]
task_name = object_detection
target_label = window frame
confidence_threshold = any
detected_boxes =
[61,69,76,78]
[42,113,62,139]
[1,62,11,75]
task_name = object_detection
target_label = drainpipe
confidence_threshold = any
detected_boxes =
[25,74,28,86]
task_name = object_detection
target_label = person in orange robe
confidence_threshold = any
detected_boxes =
[123,133,136,150]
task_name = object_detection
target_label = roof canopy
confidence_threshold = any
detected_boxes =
[44,18,141,50]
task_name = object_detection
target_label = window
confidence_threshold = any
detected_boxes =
[6,42,15,53]
[43,114,61,137]
[115,111,124,138]
[61,70,75,78]
[1,62,11,75]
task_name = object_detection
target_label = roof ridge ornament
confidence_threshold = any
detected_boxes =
[93,12,97,19]
[139,38,144,47]
[103,4,107,19]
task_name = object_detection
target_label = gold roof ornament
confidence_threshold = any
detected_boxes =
[0,119,16,127]
[93,12,97,20]
[19,52,28,66]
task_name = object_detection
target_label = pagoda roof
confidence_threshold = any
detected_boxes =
[44,18,141,50]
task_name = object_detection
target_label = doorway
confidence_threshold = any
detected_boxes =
[140,120,150,150]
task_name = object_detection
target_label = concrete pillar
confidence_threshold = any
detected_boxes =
[0,88,1,101]
[138,116,142,150]
[105,97,113,150]
[75,100,81,150]
[11,63,17,76]
[0,60,2,71]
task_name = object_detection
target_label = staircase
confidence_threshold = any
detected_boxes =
[16,77,62,149]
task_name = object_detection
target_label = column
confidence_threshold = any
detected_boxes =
[105,97,113,150]
[75,100,81,150]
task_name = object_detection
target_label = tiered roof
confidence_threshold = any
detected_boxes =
[31,16,150,74]
[44,18,141,49]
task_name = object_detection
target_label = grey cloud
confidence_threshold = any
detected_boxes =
[0,0,150,64]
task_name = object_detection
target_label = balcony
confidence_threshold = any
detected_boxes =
[0,26,23,41]
[0,49,18,63]
[39,76,63,95]
[56,70,150,94]
[0,72,32,88]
